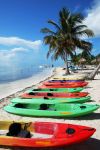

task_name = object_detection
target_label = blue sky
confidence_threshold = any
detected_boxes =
[0,0,100,70]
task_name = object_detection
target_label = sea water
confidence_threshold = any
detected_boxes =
[0,66,54,99]
[0,66,47,83]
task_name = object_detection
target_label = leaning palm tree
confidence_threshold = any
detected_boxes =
[87,63,100,80]
[41,8,94,74]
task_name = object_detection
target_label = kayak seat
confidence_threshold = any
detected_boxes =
[75,93,79,96]
[44,97,49,99]
[60,81,65,83]
[32,89,41,91]
[39,104,56,111]
[47,93,53,96]
[6,123,31,138]
[39,104,49,110]
[50,89,54,91]
[15,103,26,108]
[29,92,37,95]
[80,106,86,109]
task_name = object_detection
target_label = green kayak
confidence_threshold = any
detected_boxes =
[4,103,100,117]
[11,96,91,104]
[27,87,84,93]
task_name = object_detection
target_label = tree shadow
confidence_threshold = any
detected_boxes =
[6,112,100,120]
[91,78,100,80]
[1,138,100,150]
[84,86,93,89]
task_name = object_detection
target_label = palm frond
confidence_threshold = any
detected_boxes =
[76,29,94,37]
[41,28,56,35]
[48,20,61,30]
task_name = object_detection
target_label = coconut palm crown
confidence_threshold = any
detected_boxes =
[41,8,94,74]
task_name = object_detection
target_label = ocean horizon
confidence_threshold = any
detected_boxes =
[0,65,52,84]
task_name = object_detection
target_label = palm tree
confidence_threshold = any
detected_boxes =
[41,8,94,74]
[87,63,100,79]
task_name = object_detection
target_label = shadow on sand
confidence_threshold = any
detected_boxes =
[85,86,93,89]
[1,138,100,150]
[64,112,100,120]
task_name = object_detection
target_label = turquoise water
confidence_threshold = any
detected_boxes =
[0,67,54,99]
[0,66,51,83]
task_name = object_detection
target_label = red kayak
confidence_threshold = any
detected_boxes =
[43,81,88,87]
[39,82,88,88]
[21,92,88,98]
[0,121,96,147]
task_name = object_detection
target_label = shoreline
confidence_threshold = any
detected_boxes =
[0,67,100,150]
[0,67,57,113]
[0,68,55,100]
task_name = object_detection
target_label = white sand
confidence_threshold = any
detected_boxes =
[0,67,100,150]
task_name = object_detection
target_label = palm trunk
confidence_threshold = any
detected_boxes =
[63,53,70,75]
[87,63,100,79]
[65,60,70,75]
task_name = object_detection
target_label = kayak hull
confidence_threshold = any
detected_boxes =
[39,82,88,88]
[51,75,86,80]
[4,103,99,117]
[11,96,91,104]
[43,81,88,86]
[28,87,84,93]
[21,92,88,98]
[0,121,96,147]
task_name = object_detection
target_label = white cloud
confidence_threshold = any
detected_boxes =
[0,50,16,59]
[0,36,42,50]
[84,0,100,37]
[0,36,42,63]
[11,47,28,53]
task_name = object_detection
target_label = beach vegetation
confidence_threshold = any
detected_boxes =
[41,8,94,74]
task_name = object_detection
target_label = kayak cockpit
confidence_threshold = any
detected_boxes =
[0,121,55,139]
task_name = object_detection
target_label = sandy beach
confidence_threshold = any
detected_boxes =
[0,67,100,150]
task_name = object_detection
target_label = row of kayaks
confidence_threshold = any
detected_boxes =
[1,76,100,148]
[4,78,99,117]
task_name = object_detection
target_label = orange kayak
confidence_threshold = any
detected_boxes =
[0,121,95,147]
[21,92,88,98]
[43,81,88,88]
[39,82,88,88]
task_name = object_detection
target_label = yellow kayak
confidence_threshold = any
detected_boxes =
[51,75,86,80]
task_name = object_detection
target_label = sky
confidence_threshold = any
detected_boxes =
[0,0,100,70]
